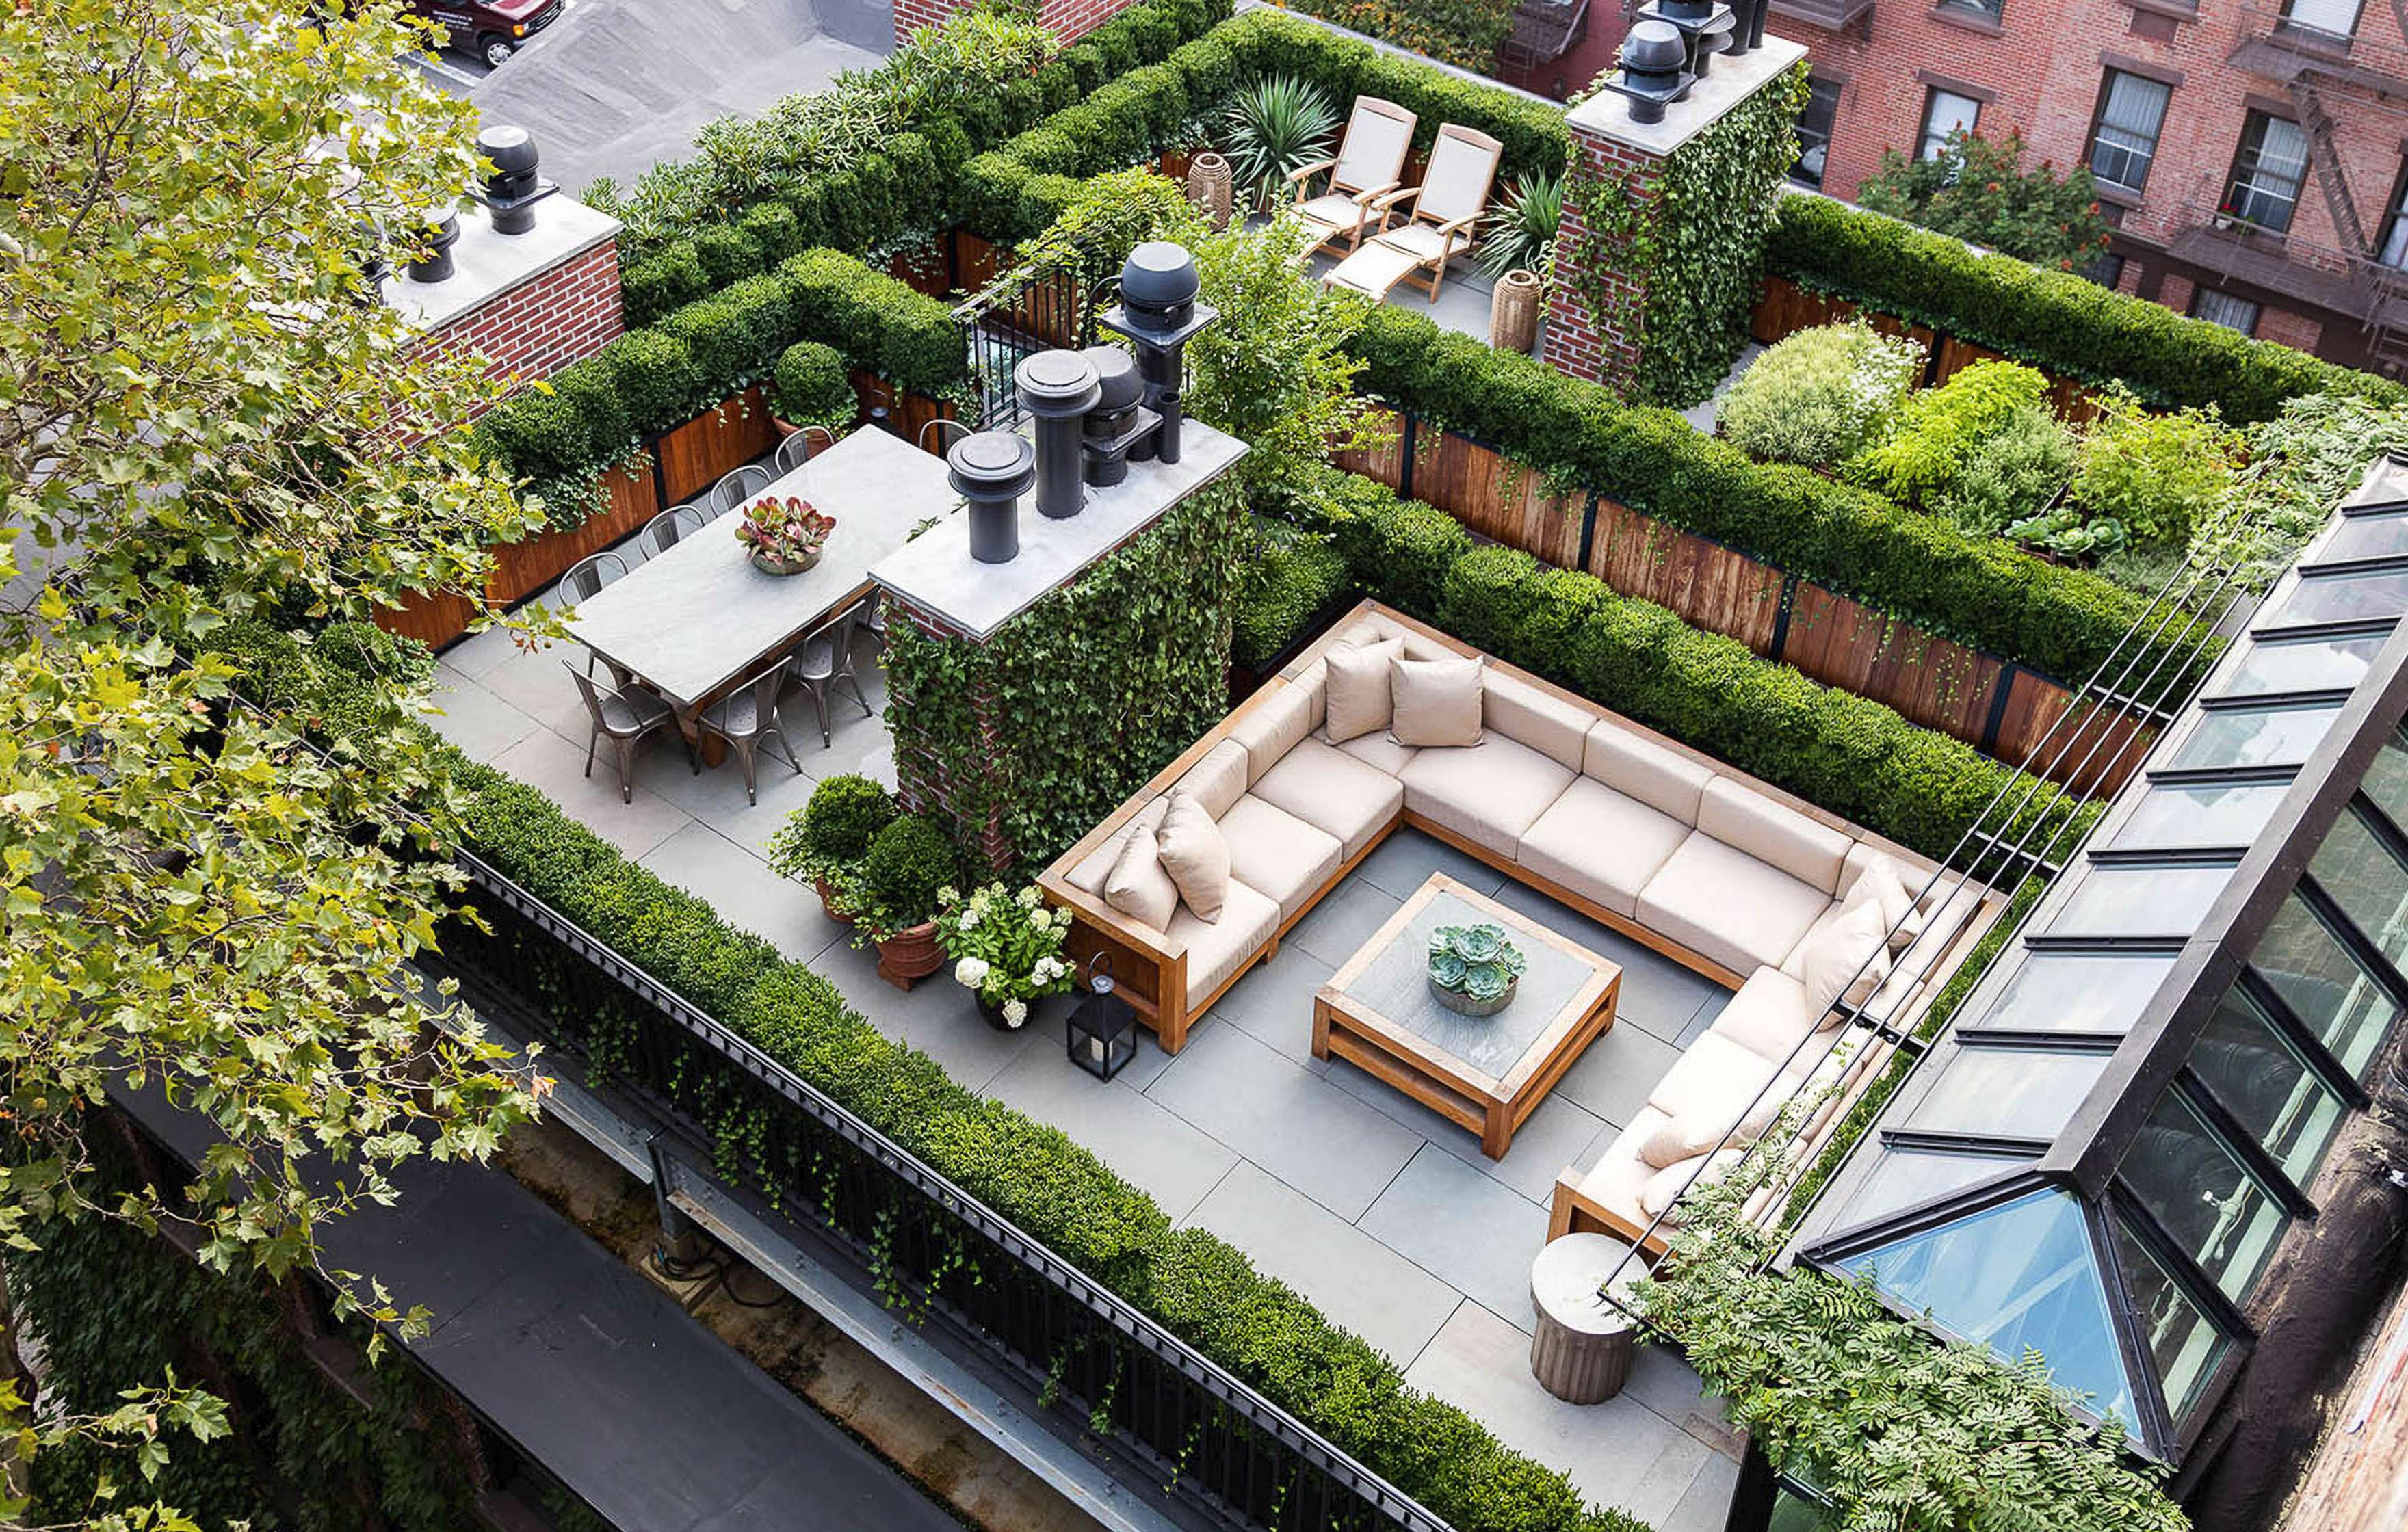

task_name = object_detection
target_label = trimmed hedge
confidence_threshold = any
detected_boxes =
[1767,196,2407,426]
[477,249,964,498]
[1346,304,2210,690]
[432,752,1646,1532]
[1290,465,2098,865]
[618,0,1234,323]
[1233,518,1352,668]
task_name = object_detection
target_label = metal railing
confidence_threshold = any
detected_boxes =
[2236,3,2408,89]
[428,849,1454,1532]
[952,245,1112,432]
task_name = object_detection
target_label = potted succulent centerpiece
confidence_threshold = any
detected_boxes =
[766,774,895,925]
[854,813,963,990]
[1428,923,1528,1017]
[734,494,835,576]
[935,883,1076,1029]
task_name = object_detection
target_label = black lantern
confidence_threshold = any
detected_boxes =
[1066,953,1138,1081]
[1599,20,1692,126]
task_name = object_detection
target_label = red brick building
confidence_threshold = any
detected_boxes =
[1762,0,2408,372]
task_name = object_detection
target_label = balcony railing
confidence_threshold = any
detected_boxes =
[2170,193,2408,326]
[2233,3,2408,94]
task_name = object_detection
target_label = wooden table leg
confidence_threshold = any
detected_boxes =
[1482,1100,1513,1161]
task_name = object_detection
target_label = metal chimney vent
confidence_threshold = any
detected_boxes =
[471,124,557,235]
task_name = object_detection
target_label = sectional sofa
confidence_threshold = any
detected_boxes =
[1038,600,2000,1250]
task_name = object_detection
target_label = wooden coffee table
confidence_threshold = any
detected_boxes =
[1313,873,1621,1159]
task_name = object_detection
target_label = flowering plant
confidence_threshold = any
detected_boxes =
[733,494,835,565]
[935,883,1075,1028]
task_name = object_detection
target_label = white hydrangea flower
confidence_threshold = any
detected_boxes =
[1002,999,1028,1027]
[1017,886,1041,910]
[936,885,960,908]
[957,906,979,932]
[954,956,990,988]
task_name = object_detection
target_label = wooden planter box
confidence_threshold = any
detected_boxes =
[1751,274,2105,422]
[655,385,778,505]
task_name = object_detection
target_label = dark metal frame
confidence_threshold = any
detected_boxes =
[952,246,1112,434]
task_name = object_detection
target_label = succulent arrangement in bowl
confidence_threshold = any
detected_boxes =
[1428,923,1527,1017]
[735,494,835,574]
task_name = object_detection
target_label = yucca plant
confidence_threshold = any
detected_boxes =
[1476,169,1565,283]
[1222,75,1340,213]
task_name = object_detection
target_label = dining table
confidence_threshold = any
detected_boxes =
[565,426,957,761]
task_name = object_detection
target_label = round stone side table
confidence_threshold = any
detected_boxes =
[1530,1232,1640,1404]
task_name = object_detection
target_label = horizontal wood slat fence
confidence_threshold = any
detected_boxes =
[1335,406,2151,797]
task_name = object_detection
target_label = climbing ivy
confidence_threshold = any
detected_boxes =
[1565,62,1809,407]
[883,479,1248,876]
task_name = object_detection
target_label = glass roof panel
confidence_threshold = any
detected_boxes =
[1967,952,2174,1036]
[1829,1144,2030,1232]
[1835,1189,2138,1429]
[2264,567,2408,628]
[2108,1214,2229,1424]
[2208,633,2385,699]
[2253,893,2401,1079]
[2111,782,2288,853]
[1903,1045,2108,1142]
[2046,863,2232,939]
[2319,510,2408,565]
[2169,704,2344,771]
[2121,1091,2289,1303]
[2190,986,2347,1185]
[2309,806,2408,968]
[2356,732,2408,828]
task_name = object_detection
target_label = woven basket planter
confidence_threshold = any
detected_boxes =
[1186,152,1234,231]
[1491,269,1543,354]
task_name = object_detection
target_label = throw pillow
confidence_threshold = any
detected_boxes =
[1847,855,1925,953]
[1156,789,1232,922]
[1799,897,1892,1022]
[1324,639,1404,743]
[1389,653,1484,748]
[1635,1091,1783,1170]
[1637,1149,1745,1225]
[1104,825,1179,931]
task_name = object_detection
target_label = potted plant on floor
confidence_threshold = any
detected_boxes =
[936,884,1076,1030]
[766,774,895,924]
[855,813,962,990]
[769,339,857,441]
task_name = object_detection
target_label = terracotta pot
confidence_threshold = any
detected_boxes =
[773,416,802,438]
[814,877,856,926]
[875,921,943,990]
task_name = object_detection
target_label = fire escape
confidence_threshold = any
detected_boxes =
[2197,3,2408,369]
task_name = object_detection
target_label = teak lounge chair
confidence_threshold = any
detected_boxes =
[1325,123,1504,305]
[1287,95,1417,256]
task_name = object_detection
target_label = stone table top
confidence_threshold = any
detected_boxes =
[1530,1232,1643,1336]
[567,427,954,708]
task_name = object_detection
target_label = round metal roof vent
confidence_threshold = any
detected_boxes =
[1623,19,1687,72]
[477,124,538,178]
[1120,242,1201,313]
[1015,349,1102,418]
[947,430,1036,498]
[1083,346,1144,414]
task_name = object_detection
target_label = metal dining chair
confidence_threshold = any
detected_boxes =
[565,661,677,804]
[774,425,835,477]
[698,661,804,805]
[558,551,631,677]
[709,464,772,520]
[637,504,705,561]
[785,603,872,748]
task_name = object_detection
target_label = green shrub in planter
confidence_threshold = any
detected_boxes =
[692,224,765,288]
[621,239,712,327]
[1717,321,1923,468]
[1930,405,2076,538]
[1234,519,1353,668]
[737,201,804,266]
[806,775,898,864]
[771,341,855,432]
[861,814,963,934]
[1845,358,2052,509]
[2069,396,2242,552]
[601,330,705,436]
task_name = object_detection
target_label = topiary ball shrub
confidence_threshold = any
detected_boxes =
[800,774,896,865]
[772,341,856,433]
[1716,320,1924,468]
[861,815,963,933]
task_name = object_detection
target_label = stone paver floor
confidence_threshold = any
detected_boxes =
[427,522,1744,1531]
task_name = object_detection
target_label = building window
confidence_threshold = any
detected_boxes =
[2081,251,2128,289]
[2281,0,2365,38]
[2191,287,2264,334]
[1918,87,1982,162]
[1939,0,2006,19]
[2377,161,2408,267]
[2088,70,2171,196]
[2223,111,2312,233]
[1792,77,1842,188]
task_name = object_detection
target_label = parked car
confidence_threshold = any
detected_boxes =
[410,0,565,68]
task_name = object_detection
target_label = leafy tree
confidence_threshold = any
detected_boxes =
[1858,129,2112,272]
[2,0,547,1515]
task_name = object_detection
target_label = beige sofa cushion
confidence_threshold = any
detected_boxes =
[1253,736,1405,858]
[1482,672,1591,771]
[1401,734,1575,852]
[1637,831,1833,975]
[1229,683,1316,785]
[1159,790,1232,921]
[1797,897,1892,1018]
[1177,739,1251,821]
[1646,1031,1786,1126]
[1324,639,1404,743]
[1170,879,1281,1010]
[1390,654,1484,747]
[1065,795,1169,896]
[1844,852,1924,952]
[1638,1148,1746,1224]
[1584,720,1714,824]
[1697,777,1851,895]
[1285,659,1331,732]
[1324,725,1417,776]
[1515,776,1690,920]
[1710,966,1824,1068]
[1104,828,1179,932]
[1219,794,1344,920]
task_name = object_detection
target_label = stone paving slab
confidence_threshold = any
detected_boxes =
[984,1044,1240,1224]
[1360,1146,1554,1330]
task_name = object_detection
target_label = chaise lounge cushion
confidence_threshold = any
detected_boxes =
[1515,776,1691,920]
[1695,778,1851,895]
[1402,734,1575,851]
[1218,795,1344,920]
[1170,879,1282,1011]
[1253,736,1406,858]
[1636,831,1833,976]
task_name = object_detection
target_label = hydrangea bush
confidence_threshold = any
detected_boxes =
[937,884,1077,1027]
